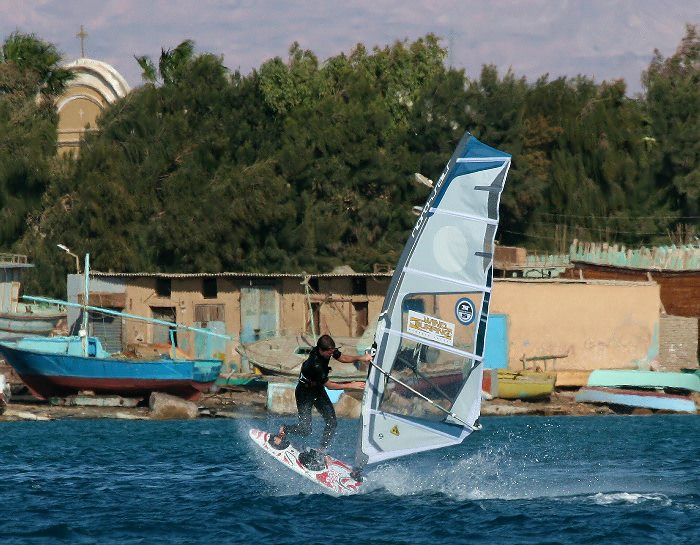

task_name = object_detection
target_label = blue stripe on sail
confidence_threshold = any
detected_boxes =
[453,160,508,176]
[465,137,511,160]
[475,286,491,356]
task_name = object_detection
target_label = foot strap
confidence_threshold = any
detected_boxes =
[267,433,290,450]
[298,449,326,471]
[349,468,363,482]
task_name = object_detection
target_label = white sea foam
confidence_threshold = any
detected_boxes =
[589,492,672,506]
[363,448,532,500]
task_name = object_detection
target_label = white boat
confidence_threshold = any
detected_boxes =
[236,327,375,380]
[0,253,65,341]
[0,373,9,414]
[353,132,510,471]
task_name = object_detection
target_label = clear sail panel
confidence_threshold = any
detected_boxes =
[378,291,484,421]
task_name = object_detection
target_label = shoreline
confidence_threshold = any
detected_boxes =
[1,387,697,422]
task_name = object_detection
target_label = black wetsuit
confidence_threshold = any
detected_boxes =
[283,347,341,450]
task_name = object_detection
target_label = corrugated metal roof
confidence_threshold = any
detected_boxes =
[89,270,394,279]
[494,277,655,286]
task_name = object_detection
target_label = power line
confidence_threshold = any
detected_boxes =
[524,220,677,236]
[501,227,683,242]
[540,212,700,220]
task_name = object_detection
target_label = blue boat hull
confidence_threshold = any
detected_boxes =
[0,338,221,400]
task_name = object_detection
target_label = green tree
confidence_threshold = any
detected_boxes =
[0,32,70,258]
[1,31,73,97]
[135,39,198,85]
[643,24,700,226]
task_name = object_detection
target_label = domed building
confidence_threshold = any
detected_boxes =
[56,57,130,155]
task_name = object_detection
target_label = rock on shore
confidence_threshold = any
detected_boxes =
[149,392,199,419]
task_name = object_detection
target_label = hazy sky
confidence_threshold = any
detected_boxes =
[1,1,698,94]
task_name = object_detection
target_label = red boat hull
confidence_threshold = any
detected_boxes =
[17,373,213,401]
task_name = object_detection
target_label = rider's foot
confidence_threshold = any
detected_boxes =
[316,447,331,467]
[267,427,289,450]
[299,448,326,471]
[349,467,363,482]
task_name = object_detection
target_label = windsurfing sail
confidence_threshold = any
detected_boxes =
[355,132,510,468]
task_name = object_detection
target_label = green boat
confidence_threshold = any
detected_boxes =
[587,370,700,393]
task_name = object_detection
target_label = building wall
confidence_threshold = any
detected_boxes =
[67,275,126,334]
[56,58,130,155]
[72,273,661,373]
[567,262,700,317]
[122,277,241,364]
[279,276,389,337]
[658,314,699,369]
[490,279,661,371]
[79,274,391,369]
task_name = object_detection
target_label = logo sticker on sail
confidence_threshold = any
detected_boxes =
[407,310,455,346]
[455,298,476,325]
[390,425,400,436]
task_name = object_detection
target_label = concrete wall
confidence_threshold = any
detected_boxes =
[658,314,699,369]
[279,276,389,337]
[78,273,391,368]
[122,277,241,364]
[67,275,126,333]
[490,279,661,371]
[70,273,662,373]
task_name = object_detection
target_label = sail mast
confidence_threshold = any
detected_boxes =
[81,253,90,356]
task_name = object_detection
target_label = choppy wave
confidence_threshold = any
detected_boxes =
[1,415,699,545]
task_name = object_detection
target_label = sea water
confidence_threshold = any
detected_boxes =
[1,415,697,544]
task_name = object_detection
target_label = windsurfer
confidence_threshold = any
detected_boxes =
[269,334,370,467]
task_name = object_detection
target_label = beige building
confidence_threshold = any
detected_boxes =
[67,271,661,374]
[67,271,392,371]
[55,58,130,155]
[490,278,661,372]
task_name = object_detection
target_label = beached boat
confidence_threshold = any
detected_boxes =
[0,253,229,401]
[587,369,700,393]
[496,369,556,400]
[575,386,696,413]
[0,253,65,340]
[237,331,373,380]
[554,370,591,388]
[0,307,65,339]
[0,336,221,401]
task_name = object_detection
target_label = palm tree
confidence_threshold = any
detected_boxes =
[1,32,73,97]
[135,39,196,85]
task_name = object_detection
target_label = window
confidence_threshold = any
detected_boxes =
[353,302,368,336]
[195,304,225,322]
[155,278,171,297]
[351,277,367,295]
[308,277,319,292]
[202,277,218,299]
[151,306,177,346]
